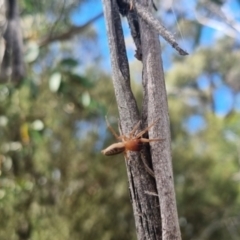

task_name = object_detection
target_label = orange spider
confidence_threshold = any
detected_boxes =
[101,118,161,158]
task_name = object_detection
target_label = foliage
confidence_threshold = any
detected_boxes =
[167,38,240,239]
[0,1,134,239]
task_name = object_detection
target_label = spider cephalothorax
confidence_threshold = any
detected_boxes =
[101,118,161,158]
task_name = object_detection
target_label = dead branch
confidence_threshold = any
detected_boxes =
[38,12,103,47]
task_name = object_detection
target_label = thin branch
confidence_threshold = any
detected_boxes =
[195,12,237,38]
[38,12,103,47]
[134,1,188,56]
[199,0,240,33]
[195,215,240,240]
[47,0,67,42]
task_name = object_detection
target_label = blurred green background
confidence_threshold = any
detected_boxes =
[0,0,240,239]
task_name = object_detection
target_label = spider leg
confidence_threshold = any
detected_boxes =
[118,119,141,139]
[117,119,129,142]
[136,118,160,138]
[124,151,129,160]
[140,137,164,143]
[129,121,141,138]
[105,116,121,140]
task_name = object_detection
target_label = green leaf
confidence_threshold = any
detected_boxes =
[81,91,91,107]
[59,58,78,69]
[49,72,62,92]
[24,41,39,63]
[70,73,94,88]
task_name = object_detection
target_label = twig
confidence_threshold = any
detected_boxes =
[145,191,158,197]
[38,12,103,47]
[47,0,67,42]
[199,0,240,33]
[134,1,188,56]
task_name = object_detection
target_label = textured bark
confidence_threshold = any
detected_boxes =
[138,0,182,239]
[102,0,183,239]
[102,0,162,239]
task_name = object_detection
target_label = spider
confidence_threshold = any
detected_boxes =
[101,117,162,158]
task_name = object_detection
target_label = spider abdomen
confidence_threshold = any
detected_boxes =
[101,142,125,156]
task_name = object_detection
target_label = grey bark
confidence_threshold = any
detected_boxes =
[139,0,182,239]
[102,0,183,239]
